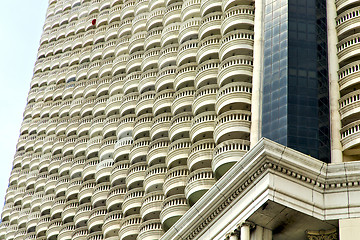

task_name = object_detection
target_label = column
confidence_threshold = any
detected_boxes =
[326,0,343,163]
[240,222,251,240]
[250,0,264,147]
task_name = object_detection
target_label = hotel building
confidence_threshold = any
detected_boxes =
[1,0,360,239]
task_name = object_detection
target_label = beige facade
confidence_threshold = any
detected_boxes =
[3,0,360,239]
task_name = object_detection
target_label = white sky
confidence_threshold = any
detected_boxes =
[0,1,48,210]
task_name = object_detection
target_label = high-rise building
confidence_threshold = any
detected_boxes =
[1,0,360,239]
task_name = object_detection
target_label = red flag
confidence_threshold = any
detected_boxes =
[92,19,96,25]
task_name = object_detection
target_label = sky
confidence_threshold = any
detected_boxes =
[0,1,48,211]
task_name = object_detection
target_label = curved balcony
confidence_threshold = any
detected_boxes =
[130,137,151,164]
[194,84,218,113]
[58,155,74,177]
[14,229,27,240]
[155,66,176,92]
[133,114,153,140]
[93,95,108,117]
[0,222,9,239]
[54,176,70,197]
[78,179,96,204]
[30,153,41,171]
[172,87,195,115]
[30,192,43,212]
[40,193,54,214]
[62,199,79,223]
[118,215,141,240]
[112,54,128,75]
[199,11,221,40]
[163,166,189,197]
[174,63,197,91]
[96,157,114,182]
[22,190,34,209]
[120,0,135,19]
[338,60,360,90]
[58,223,75,240]
[169,112,193,141]
[122,188,144,216]
[178,17,201,44]
[336,6,360,39]
[99,57,114,78]
[144,27,162,51]
[147,8,164,31]
[219,29,254,61]
[214,110,251,144]
[106,184,127,211]
[216,81,252,114]
[138,219,164,240]
[118,18,133,38]
[87,60,102,79]
[124,71,141,94]
[8,206,21,225]
[144,163,167,193]
[102,116,120,138]
[185,168,215,205]
[99,136,117,160]
[86,136,103,158]
[140,191,164,221]
[126,52,144,77]
[181,0,200,21]
[74,204,92,228]
[62,136,77,156]
[128,32,146,55]
[132,12,148,35]
[77,116,92,137]
[48,153,62,174]
[166,138,191,169]
[44,173,59,194]
[46,219,62,239]
[105,94,122,116]
[160,194,189,231]
[161,22,180,47]
[195,58,219,87]
[69,99,83,118]
[88,206,107,232]
[117,95,139,120]
[126,162,148,190]
[74,136,89,158]
[89,116,106,138]
[83,157,100,182]
[213,139,250,178]
[188,139,214,171]
[65,177,83,200]
[71,227,88,240]
[97,76,111,97]
[17,173,28,190]
[109,6,121,23]
[36,215,50,236]
[50,196,66,219]
[113,138,134,162]
[92,182,111,208]
[35,171,48,193]
[177,40,198,66]
[18,209,30,229]
[339,90,360,121]
[110,159,130,185]
[190,111,216,142]
[6,224,18,240]
[2,202,14,221]
[103,210,123,238]
[217,55,253,87]
[141,47,160,72]
[149,108,170,136]
[221,5,254,35]
[158,43,177,69]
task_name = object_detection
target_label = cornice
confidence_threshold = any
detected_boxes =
[160,138,360,240]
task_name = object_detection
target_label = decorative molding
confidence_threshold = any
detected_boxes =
[306,229,338,240]
[160,138,360,240]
